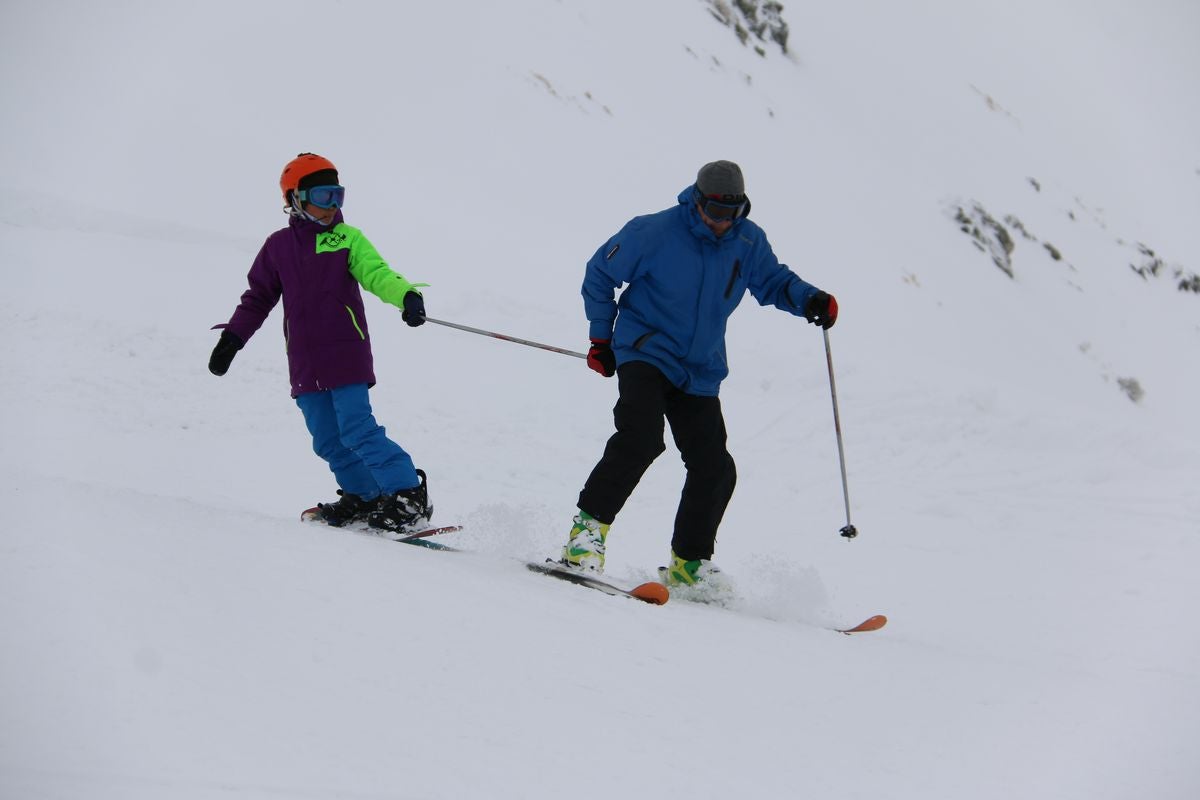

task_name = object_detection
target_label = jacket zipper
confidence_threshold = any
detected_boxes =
[724,259,742,299]
[345,306,366,340]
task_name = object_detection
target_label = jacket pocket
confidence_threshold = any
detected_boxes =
[632,330,658,350]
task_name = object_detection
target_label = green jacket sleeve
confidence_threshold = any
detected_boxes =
[343,226,426,307]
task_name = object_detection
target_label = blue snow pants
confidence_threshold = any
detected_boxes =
[295,383,418,499]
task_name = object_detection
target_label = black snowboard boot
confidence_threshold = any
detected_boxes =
[368,469,432,534]
[315,489,375,527]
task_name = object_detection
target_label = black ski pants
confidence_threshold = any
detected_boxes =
[578,360,736,561]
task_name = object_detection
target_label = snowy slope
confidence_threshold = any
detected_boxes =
[2,1,1198,798]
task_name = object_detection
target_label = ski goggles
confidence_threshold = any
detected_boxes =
[298,184,345,209]
[695,189,746,221]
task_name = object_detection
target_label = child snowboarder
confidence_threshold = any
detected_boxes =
[208,153,433,534]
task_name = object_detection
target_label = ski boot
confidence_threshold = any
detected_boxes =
[559,510,609,572]
[658,550,733,603]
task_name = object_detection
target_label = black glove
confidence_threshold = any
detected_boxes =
[402,291,426,327]
[587,338,616,377]
[208,330,244,376]
[803,291,838,329]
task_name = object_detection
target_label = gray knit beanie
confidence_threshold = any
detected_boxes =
[696,160,745,201]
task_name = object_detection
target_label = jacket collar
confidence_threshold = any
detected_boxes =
[288,209,345,233]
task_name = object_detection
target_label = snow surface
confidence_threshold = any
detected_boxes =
[2,1,1199,798]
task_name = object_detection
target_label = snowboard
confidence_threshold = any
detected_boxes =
[301,507,462,551]
[527,560,670,605]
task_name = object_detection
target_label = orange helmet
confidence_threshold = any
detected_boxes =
[279,153,338,204]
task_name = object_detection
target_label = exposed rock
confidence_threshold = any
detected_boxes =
[706,0,790,55]
[1116,377,1144,403]
[953,203,1015,278]
[1129,243,1163,279]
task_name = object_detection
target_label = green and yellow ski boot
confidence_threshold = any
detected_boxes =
[560,510,609,572]
[659,550,733,603]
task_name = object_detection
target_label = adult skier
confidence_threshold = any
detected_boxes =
[560,160,839,588]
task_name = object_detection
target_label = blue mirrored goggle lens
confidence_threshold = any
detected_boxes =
[301,185,345,208]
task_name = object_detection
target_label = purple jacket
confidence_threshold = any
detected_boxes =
[215,212,420,397]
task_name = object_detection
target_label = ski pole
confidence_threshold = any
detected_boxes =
[424,317,586,360]
[823,328,858,539]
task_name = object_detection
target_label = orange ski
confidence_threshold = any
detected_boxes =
[528,561,669,605]
[836,614,888,634]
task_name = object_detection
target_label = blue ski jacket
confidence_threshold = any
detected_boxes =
[582,185,823,396]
